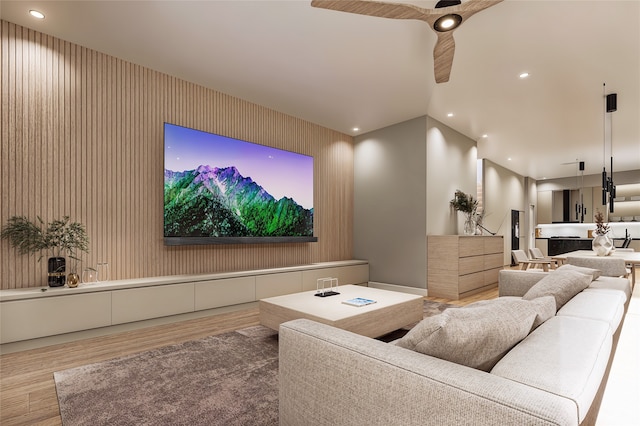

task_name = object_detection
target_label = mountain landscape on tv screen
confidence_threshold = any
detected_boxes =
[164,165,313,238]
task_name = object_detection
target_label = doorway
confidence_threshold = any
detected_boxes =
[511,209,521,266]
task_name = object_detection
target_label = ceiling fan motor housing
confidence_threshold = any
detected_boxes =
[435,0,462,8]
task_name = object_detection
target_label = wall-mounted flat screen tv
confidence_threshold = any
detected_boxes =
[164,123,316,245]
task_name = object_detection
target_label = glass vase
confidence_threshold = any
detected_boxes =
[97,262,110,282]
[463,215,476,235]
[82,268,98,284]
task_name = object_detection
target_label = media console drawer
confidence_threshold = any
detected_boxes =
[112,283,195,325]
[0,292,111,344]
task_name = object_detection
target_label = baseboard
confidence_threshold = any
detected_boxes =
[368,281,428,296]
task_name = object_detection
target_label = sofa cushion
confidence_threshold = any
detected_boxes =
[556,263,601,280]
[586,276,631,302]
[491,316,612,424]
[557,290,626,333]
[396,298,538,371]
[522,269,592,310]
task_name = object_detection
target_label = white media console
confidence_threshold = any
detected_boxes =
[0,260,369,345]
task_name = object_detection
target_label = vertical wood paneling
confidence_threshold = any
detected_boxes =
[0,20,354,290]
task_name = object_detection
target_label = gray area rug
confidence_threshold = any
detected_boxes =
[54,300,456,425]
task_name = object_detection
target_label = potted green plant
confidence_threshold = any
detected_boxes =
[1,216,89,287]
[450,190,479,235]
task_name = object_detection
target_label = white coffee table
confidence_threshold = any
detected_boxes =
[259,285,424,338]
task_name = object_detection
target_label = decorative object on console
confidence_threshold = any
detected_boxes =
[450,189,479,235]
[82,267,98,284]
[96,262,110,282]
[593,210,613,256]
[0,216,89,287]
[67,271,80,288]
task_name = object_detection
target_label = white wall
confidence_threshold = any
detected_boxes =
[483,159,527,265]
[354,117,427,289]
[354,115,477,291]
[425,117,478,235]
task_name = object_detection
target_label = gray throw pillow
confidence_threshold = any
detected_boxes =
[556,264,601,280]
[396,298,537,371]
[526,295,556,329]
[522,269,592,310]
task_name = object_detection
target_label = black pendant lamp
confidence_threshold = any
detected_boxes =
[601,84,617,214]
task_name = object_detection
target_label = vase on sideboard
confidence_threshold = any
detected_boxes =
[47,257,66,287]
[463,215,476,236]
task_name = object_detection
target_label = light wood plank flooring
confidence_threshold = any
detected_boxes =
[0,286,498,425]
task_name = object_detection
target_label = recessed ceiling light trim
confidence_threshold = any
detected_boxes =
[519,72,530,79]
[29,10,45,19]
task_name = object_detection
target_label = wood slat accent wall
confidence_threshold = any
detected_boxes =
[0,21,354,290]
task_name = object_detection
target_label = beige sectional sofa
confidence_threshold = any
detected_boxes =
[279,266,630,426]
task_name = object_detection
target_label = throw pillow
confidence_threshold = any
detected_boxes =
[556,264,601,280]
[526,295,556,329]
[522,269,592,310]
[468,296,556,331]
[396,298,537,371]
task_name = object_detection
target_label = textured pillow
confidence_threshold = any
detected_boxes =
[522,270,592,310]
[472,296,556,331]
[526,295,557,329]
[396,298,538,371]
[556,264,601,280]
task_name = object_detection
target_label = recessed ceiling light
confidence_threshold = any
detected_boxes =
[508,157,512,161]
[29,10,45,19]
[519,72,529,79]
[447,113,454,117]
[482,134,488,138]
[352,127,359,132]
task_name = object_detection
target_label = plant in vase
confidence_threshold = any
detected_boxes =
[592,210,613,256]
[1,216,89,287]
[450,190,479,235]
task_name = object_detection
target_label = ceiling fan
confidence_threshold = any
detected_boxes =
[310,0,503,83]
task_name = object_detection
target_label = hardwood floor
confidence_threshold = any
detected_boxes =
[0,286,497,425]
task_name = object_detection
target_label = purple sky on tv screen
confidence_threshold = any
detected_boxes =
[164,123,313,209]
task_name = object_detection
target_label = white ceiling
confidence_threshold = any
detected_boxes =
[2,0,639,181]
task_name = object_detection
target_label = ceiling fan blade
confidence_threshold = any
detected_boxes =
[311,0,504,84]
[310,0,435,21]
[433,32,455,83]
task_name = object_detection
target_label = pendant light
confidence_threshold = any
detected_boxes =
[601,84,617,214]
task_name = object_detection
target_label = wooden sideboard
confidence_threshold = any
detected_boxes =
[427,235,504,300]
